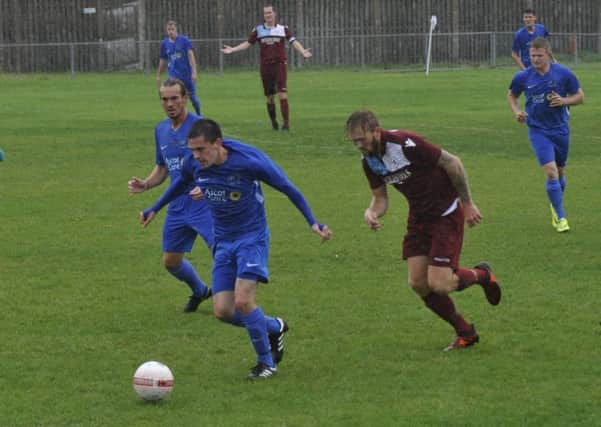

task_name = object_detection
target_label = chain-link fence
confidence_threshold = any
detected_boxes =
[1,32,599,75]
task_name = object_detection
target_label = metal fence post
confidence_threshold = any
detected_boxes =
[218,38,223,75]
[360,34,365,71]
[424,34,429,70]
[217,0,224,75]
[490,32,496,67]
[138,0,146,73]
[70,43,75,78]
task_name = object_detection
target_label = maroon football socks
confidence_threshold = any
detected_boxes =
[455,267,488,291]
[423,292,472,335]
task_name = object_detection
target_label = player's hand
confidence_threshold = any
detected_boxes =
[302,48,312,59]
[549,91,564,107]
[140,209,156,228]
[128,177,147,195]
[462,201,482,227]
[312,223,333,243]
[189,186,204,201]
[514,110,528,123]
[364,208,381,231]
[155,76,162,88]
[191,73,197,83]
[220,45,233,54]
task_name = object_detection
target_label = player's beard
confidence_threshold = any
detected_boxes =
[167,108,183,120]
[365,138,380,156]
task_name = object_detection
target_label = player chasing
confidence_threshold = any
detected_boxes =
[129,78,214,313]
[507,38,584,232]
[157,21,202,115]
[220,5,312,131]
[141,119,332,379]
[346,110,501,351]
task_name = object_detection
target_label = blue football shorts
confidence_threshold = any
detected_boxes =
[162,204,213,253]
[211,229,270,295]
[528,127,570,167]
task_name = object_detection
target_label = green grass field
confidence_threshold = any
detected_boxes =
[1,68,600,426]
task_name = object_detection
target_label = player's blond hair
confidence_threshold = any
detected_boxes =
[531,37,551,51]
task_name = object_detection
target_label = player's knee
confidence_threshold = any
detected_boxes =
[163,259,180,270]
[162,253,184,269]
[214,311,229,323]
[213,306,233,323]
[233,298,253,314]
[408,278,429,296]
[542,163,559,180]
[427,276,450,294]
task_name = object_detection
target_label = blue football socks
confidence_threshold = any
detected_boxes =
[559,175,566,193]
[264,315,282,334]
[546,178,566,219]
[190,95,201,116]
[166,259,209,297]
[229,310,244,327]
[241,307,274,367]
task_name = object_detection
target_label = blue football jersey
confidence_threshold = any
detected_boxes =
[151,139,317,240]
[159,35,193,81]
[512,24,550,68]
[509,63,580,131]
[154,113,206,213]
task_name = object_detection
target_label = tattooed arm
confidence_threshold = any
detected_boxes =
[437,150,482,227]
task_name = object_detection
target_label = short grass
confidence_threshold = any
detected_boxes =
[1,67,600,426]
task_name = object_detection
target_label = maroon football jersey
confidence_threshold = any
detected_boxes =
[248,24,296,66]
[362,130,458,218]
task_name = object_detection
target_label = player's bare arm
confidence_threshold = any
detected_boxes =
[187,49,198,82]
[438,150,482,227]
[365,185,388,230]
[507,90,528,122]
[511,51,526,70]
[549,88,584,108]
[156,59,167,87]
[220,41,251,54]
[128,165,168,195]
[291,40,312,58]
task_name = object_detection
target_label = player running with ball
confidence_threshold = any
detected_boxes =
[141,118,332,379]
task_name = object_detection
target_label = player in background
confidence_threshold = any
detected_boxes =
[220,5,312,131]
[128,79,213,312]
[156,21,202,115]
[511,8,556,70]
[507,38,584,232]
[140,119,332,380]
[346,110,501,351]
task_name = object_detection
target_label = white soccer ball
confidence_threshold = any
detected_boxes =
[132,361,174,401]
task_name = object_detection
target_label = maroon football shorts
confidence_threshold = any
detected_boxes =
[260,62,288,96]
[402,207,464,269]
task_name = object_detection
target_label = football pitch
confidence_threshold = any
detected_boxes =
[1,68,600,426]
